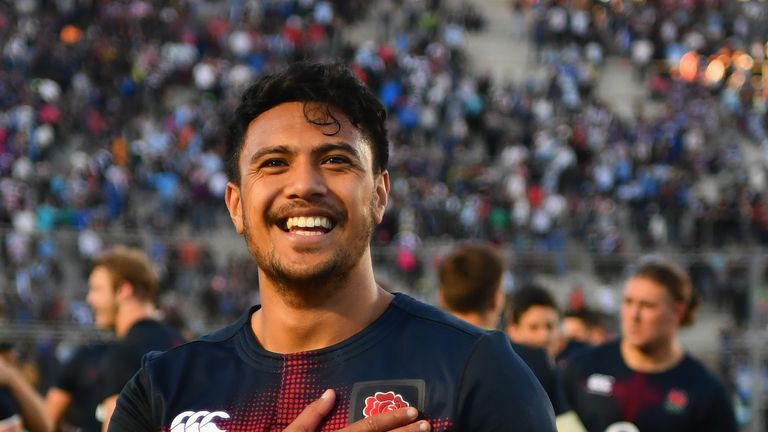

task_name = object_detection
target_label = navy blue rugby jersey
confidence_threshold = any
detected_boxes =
[510,342,570,416]
[54,342,111,431]
[563,340,736,432]
[110,293,555,431]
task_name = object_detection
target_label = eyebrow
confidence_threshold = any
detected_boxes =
[248,145,291,165]
[248,142,363,165]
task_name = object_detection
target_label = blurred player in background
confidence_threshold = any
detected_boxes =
[556,308,612,367]
[85,246,184,432]
[46,341,111,432]
[505,284,562,359]
[563,260,737,432]
[436,242,584,432]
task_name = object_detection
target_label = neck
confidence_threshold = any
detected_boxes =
[449,311,496,330]
[620,338,684,373]
[115,300,157,339]
[252,256,393,354]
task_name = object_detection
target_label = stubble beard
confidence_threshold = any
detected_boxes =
[241,199,377,306]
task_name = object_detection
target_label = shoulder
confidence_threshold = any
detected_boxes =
[390,293,516,365]
[391,293,493,340]
[563,340,620,376]
[676,354,729,392]
[141,308,253,369]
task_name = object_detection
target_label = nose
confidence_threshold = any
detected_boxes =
[284,160,328,199]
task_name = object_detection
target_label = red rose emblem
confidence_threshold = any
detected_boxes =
[363,391,410,417]
[665,389,688,412]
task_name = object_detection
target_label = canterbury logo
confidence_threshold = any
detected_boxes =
[170,410,230,432]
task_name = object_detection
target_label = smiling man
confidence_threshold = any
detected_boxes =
[108,62,555,432]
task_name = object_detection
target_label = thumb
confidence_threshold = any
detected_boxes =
[284,389,336,432]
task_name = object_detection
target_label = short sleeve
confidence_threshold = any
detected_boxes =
[108,361,156,432]
[102,344,143,398]
[454,332,556,431]
[54,349,86,393]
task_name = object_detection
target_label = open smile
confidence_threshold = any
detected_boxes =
[280,215,336,236]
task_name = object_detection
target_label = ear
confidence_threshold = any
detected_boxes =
[505,323,518,341]
[225,181,244,234]
[116,282,134,301]
[372,170,390,224]
[673,301,687,325]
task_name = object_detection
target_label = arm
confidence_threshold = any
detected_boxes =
[0,359,52,432]
[108,372,155,432]
[100,395,118,432]
[455,332,556,431]
[45,388,72,430]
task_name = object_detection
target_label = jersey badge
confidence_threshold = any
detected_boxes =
[664,389,688,413]
[170,410,230,432]
[586,373,615,395]
[348,379,425,423]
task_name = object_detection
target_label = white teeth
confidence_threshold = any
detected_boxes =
[295,231,323,236]
[286,216,333,230]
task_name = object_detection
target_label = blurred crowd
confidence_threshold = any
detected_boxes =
[1,0,768,405]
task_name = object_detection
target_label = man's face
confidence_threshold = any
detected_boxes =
[561,317,591,343]
[621,276,682,352]
[86,266,118,330]
[508,305,560,351]
[225,102,389,295]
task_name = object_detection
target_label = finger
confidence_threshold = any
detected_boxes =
[284,389,336,432]
[347,407,429,432]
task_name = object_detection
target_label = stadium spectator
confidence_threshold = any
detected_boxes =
[108,61,555,431]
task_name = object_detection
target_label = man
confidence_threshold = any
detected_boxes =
[109,62,555,431]
[85,246,184,432]
[437,242,584,432]
[561,308,611,347]
[505,283,561,359]
[563,260,737,432]
[0,344,52,432]
[556,308,611,367]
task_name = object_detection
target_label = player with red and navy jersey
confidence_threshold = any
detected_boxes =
[109,62,555,432]
[562,260,736,432]
[111,293,552,431]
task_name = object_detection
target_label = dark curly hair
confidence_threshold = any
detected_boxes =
[225,61,389,184]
